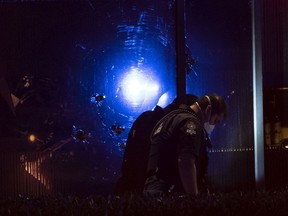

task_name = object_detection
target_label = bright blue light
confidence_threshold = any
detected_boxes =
[120,67,160,108]
[156,91,170,108]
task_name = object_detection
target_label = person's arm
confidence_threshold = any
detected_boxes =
[178,153,198,195]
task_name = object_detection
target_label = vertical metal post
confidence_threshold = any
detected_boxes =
[252,0,265,189]
[175,0,186,102]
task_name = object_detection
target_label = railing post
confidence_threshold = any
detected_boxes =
[175,0,186,102]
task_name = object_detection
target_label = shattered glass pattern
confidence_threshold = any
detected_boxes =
[0,0,254,196]
[0,0,177,193]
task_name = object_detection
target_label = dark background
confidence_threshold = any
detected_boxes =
[0,0,287,196]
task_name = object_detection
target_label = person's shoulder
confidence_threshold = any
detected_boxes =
[175,107,196,117]
[135,106,165,121]
[174,109,201,125]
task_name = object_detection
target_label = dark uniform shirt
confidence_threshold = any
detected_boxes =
[145,106,207,194]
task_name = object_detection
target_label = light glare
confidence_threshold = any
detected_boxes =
[120,68,160,107]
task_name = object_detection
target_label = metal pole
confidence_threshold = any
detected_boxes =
[252,0,265,190]
[175,0,186,102]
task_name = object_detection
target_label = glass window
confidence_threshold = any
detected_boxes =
[0,1,177,195]
[186,0,253,149]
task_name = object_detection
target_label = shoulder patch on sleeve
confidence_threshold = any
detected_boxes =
[184,120,197,135]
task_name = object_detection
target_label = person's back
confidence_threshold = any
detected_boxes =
[115,94,198,194]
[115,106,165,193]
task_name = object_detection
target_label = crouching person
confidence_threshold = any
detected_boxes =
[144,93,228,195]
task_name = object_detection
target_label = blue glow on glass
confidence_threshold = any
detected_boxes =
[119,67,160,108]
[156,92,170,108]
[90,97,96,104]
